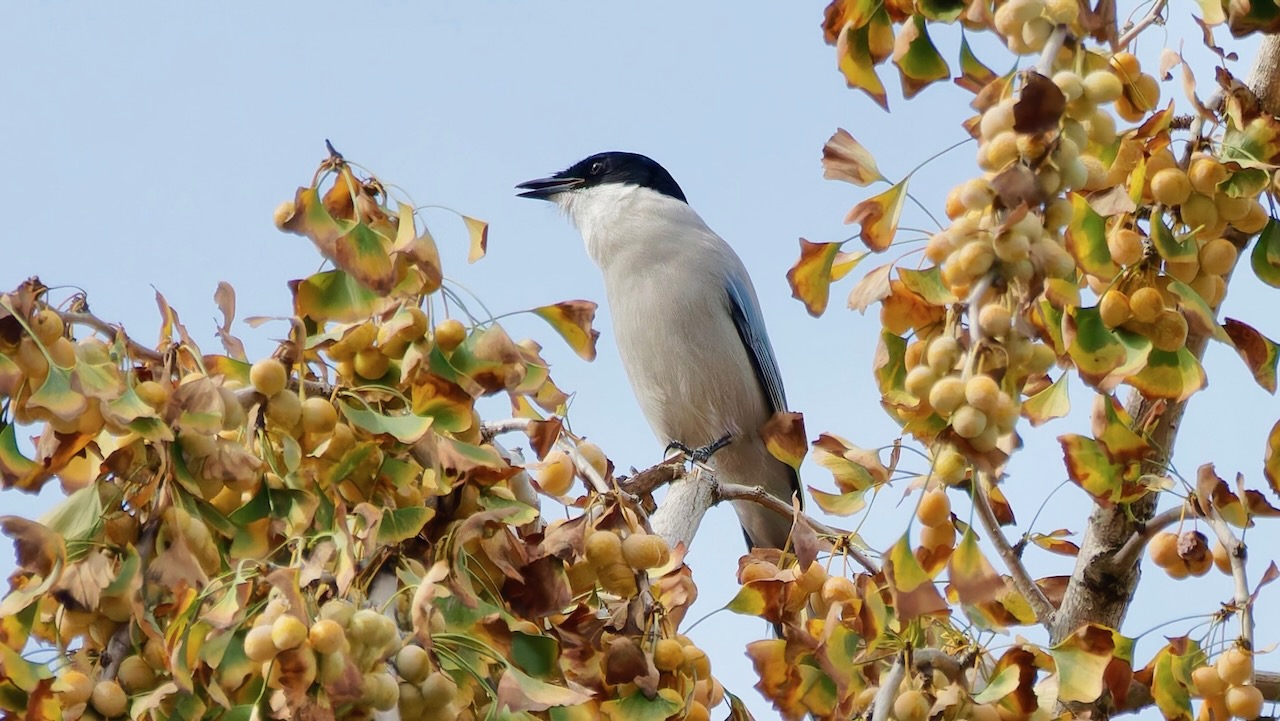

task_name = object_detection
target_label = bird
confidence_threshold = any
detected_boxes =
[517,151,800,551]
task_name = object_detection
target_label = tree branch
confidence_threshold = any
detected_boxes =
[59,310,165,364]
[1105,505,1186,573]
[1117,671,1280,715]
[1114,0,1168,52]
[974,472,1056,626]
[1202,506,1254,652]
[714,481,879,575]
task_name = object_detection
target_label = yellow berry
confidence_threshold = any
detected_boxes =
[577,441,609,478]
[928,376,967,415]
[820,575,859,605]
[1217,647,1254,686]
[917,488,951,527]
[621,533,671,570]
[921,520,956,552]
[933,447,968,486]
[597,562,639,597]
[395,644,431,684]
[1127,73,1161,111]
[301,397,338,434]
[654,638,685,672]
[1128,287,1164,324]
[117,655,156,694]
[1099,289,1132,328]
[978,304,1012,339]
[535,450,575,496]
[951,405,988,439]
[905,366,939,400]
[1225,684,1264,720]
[271,614,308,651]
[1108,227,1145,266]
[1192,665,1227,698]
[1151,168,1192,207]
[1152,310,1188,352]
[964,375,1002,414]
[1213,541,1233,575]
[1083,70,1124,104]
[31,308,64,345]
[245,623,279,662]
[57,669,94,706]
[250,358,288,397]
[1189,158,1229,196]
[926,336,961,374]
[434,319,467,352]
[266,389,302,430]
[894,689,931,721]
[1110,52,1141,81]
[354,347,390,380]
[585,530,623,569]
[1199,238,1238,276]
[421,671,459,708]
[1148,531,1180,568]
[91,680,128,718]
[309,618,347,655]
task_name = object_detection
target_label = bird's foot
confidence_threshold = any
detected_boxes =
[666,434,733,464]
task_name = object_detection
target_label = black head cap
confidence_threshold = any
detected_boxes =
[516,151,687,203]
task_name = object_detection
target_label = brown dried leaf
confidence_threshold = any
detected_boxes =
[525,417,563,461]
[848,263,894,313]
[213,282,246,361]
[53,549,113,611]
[822,128,885,186]
[1013,73,1066,135]
[0,517,64,579]
[1086,186,1138,217]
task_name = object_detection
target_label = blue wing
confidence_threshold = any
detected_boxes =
[725,273,789,419]
[724,273,801,506]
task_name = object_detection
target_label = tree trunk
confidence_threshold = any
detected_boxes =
[1047,31,1280,717]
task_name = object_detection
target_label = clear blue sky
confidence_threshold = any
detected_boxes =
[2,3,1275,718]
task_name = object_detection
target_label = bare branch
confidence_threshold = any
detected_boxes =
[1115,0,1168,52]
[1202,507,1254,653]
[617,460,685,497]
[481,417,533,440]
[715,481,879,575]
[974,472,1056,627]
[1106,505,1186,573]
[59,310,164,364]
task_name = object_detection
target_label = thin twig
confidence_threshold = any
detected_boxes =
[973,471,1056,626]
[715,481,879,575]
[59,310,164,364]
[1107,505,1186,573]
[1115,0,1169,52]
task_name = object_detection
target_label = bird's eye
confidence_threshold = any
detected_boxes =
[590,161,606,175]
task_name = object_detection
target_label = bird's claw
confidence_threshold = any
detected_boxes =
[666,433,733,464]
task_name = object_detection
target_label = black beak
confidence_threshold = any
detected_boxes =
[516,175,583,200]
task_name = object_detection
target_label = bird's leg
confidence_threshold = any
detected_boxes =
[665,433,734,464]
